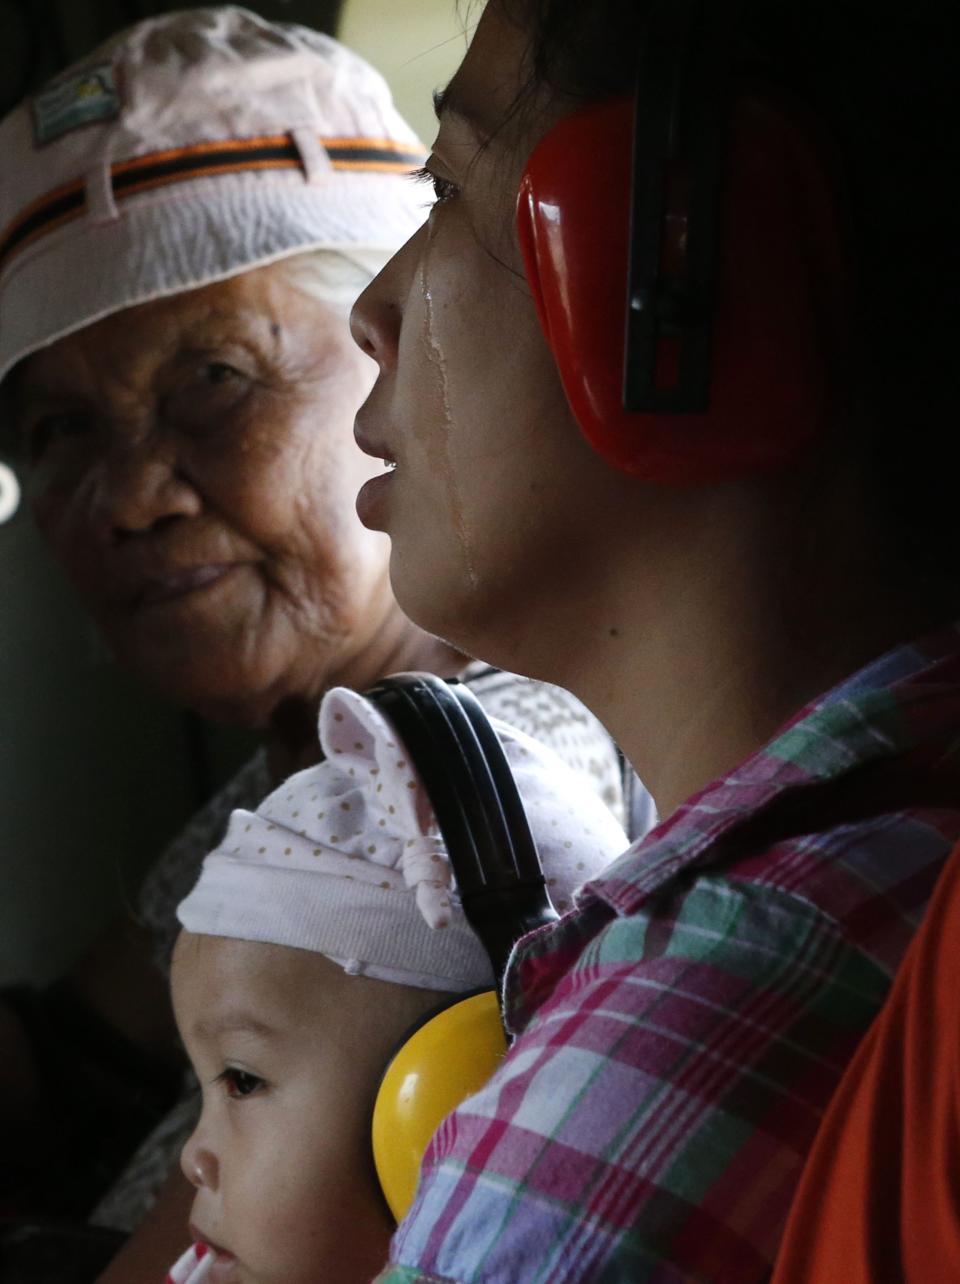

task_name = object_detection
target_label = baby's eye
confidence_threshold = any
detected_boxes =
[215,1067,265,1100]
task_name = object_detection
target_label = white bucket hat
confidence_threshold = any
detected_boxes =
[0,6,427,387]
[177,686,628,993]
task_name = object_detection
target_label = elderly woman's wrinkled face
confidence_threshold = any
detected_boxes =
[16,263,392,725]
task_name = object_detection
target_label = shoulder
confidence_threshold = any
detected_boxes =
[722,801,960,975]
[591,776,960,981]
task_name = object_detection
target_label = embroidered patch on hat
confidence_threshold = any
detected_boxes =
[32,65,120,145]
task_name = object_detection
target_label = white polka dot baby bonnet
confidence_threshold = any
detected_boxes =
[177,685,628,992]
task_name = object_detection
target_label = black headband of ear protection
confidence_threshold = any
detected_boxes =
[626,0,734,414]
[364,673,558,990]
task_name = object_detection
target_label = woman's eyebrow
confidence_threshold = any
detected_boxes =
[432,83,489,139]
[432,84,458,121]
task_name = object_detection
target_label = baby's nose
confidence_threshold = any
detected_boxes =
[180,1130,219,1192]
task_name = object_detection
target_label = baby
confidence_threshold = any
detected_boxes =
[165,685,628,1284]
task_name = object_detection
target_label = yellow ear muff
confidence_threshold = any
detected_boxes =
[372,989,507,1222]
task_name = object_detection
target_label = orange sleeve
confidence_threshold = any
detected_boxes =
[771,842,960,1283]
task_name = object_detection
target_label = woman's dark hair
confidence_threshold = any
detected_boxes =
[503,0,960,604]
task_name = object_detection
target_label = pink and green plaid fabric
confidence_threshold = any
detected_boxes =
[376,627,960,1283]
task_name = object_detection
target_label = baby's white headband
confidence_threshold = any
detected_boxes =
[177,686,627,992]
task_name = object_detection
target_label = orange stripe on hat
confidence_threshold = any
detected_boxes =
[0,132,425,274]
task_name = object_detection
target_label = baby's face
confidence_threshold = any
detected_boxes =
[171,931,443,1284]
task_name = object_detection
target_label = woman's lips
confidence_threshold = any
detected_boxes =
[354,407,398,530]
[353,404,396,467]
[355,470,395,530]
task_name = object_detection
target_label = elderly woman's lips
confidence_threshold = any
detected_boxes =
[137,564,237,607]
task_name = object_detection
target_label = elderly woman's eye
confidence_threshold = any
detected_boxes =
[203,362,243,385]
[24,412,92,463]
[162,359,253,431]
[215,1067,265,1100]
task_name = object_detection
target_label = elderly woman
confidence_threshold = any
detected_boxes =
[0,7,646,1274]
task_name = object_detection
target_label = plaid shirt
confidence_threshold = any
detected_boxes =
[376,627,960,1284]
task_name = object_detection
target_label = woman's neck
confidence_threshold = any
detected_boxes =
[506,469,939,820]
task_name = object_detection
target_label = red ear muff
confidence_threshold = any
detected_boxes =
[516,95,847,484]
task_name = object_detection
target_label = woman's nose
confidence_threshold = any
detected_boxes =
[350,284,397,370]
[181,1128,219,1192]
[90,440,203,539]
[349,227,421,369]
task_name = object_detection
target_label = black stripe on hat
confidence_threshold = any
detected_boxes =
[0,138,424,272]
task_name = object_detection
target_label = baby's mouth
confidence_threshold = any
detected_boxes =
[207,1248,240,1283]
[189,1227,239,1281]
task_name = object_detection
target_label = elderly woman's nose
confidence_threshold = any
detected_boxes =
[180,1128,219,1193]
[89,440,203,538]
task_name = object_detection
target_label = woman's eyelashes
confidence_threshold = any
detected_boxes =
[214,1066,267,1100]
[409,164,459,208]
